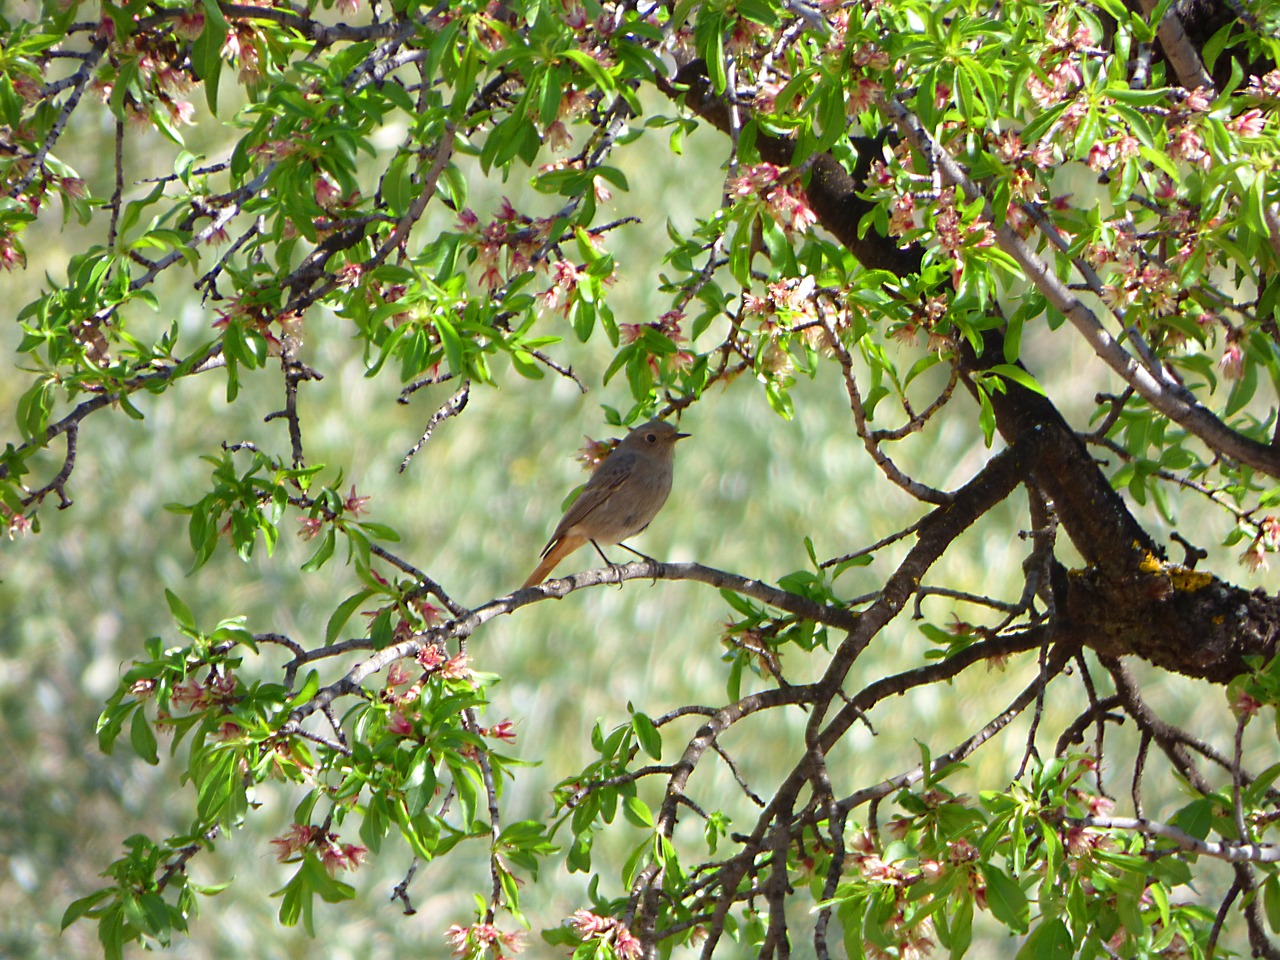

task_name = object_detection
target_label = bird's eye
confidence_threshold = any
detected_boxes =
[646,432,657,443]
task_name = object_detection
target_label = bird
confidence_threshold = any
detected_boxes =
[521,419,689,588]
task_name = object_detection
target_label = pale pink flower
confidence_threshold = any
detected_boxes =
[439,652,472,680]
[344,485,370,516]
[1241,541,1269,572]
[1219,340,1244,379]
[298,516,325,540]
[1229,108,1266,137]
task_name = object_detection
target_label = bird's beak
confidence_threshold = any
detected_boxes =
[675,432,691,440]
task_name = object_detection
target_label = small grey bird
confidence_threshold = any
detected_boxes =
[522,420,689,588]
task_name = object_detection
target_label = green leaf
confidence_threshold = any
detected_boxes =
[948,893,974,960]
[61,889,112,930]
[1265,875,1280,932]
[165,589,197,631]
[987,363,1046,395]
[129,708,159,765]
[301,526,336,572]
[435,314,465,376]
[325,589,375,645]
[191,3,227,114]
[288,670,321,710]
[631,711,662,760]
[382,152,413,217]
[979,864,1029,933]
[1016,917,1073,960]
[622,796,654,829]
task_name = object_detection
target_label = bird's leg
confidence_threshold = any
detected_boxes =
[589,539,626,588]
[618,542,661,584]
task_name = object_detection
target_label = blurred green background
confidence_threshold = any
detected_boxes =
[0,63,1259,960]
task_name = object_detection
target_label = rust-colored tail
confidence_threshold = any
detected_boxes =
[521,533,588,588]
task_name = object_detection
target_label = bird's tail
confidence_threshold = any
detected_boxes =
[521,534,586,589]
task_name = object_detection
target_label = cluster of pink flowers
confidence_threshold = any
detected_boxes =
[618,310,694,374]
[727,163,818,234]
[444,921,525,958]
[297,484,370,540]
[544,88,594,151]
[575,435,618,470]
[171,671,238,711]
[569,909,642,958]
[1024,14,1090,109]
[1098,257,1179,319]
[928,188,995,260]
[457,200,557,293]
[270,823,367,875]
[888,294,949,352]
[842,833,938,960]
[383,647,477,735]
[537,259,587,317]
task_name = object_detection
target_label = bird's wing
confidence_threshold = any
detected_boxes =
[542,452,635,550]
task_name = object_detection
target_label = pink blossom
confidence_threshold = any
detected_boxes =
[344,484,370,516]
[270,823,319,861]
[175,9,205,38]
[545,120,572,151]
[439,652,473,680]
[298,516,325,540]
[846,76,882,114]
[570,910,613,937]
[1241,542,1269,573]
[1168,125,1206,165]
[1182,86,1213,111]
[483,719,517,744]
[1219,340,1244,379]
[336,262,366,287]
[753,81,783,112]
[130,678,157,698]
[315,173,341,207]
[1085,142,1112,171]
[1229,108,1266,137]
[563,1,588,30]
[0,232,25,271]
[992,130,1023,164]
[887,193,916,236]
[1230,687,1262,718]
[614,927,642,959]
[414,599,444,625]
[322,841,367,874]
[417,644,447,670]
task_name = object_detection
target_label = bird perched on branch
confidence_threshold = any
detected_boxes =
[522,419,689,588]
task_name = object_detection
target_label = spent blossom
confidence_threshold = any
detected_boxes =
[439,652,473,680]
[1219,337,1244,380]
[344,485,370,516]
[482,719,517,744]
[569,910,642,958]
[1229,108,1266,137]
[445,922,525,958]
[1240,540,1269,573]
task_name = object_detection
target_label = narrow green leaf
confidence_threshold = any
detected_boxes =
[980,864,1029,933]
